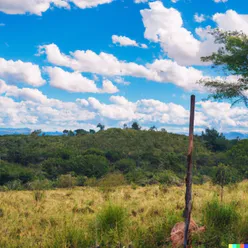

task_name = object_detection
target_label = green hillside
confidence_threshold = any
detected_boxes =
[0,128,244,190]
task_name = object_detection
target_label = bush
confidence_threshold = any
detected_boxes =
[26,179,54,190]
[154,170,181,186]
[49,227,94,248]
[105,151,122,162]
[198,199,240,248]
[76,176,87,186]
[82,155,109,178]
[56,174,77,188]
[98,173,126,188]
[83,148,105,157]
[84,177,97,187]
[96,204,128,245]
[115,159,136,173]
[4,179,23,190]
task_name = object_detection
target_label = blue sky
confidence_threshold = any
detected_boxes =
[0,0,248,133]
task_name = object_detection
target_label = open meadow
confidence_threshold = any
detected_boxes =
[1,182,248,248]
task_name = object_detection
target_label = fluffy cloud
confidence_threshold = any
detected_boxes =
[213,10,248,34]
[45,66,119,93]
[0,81,96,130]
[214,0,228,3]
[140,2,248,66]
[0,58,45,86]
[194,13,206,23]
[114,77,131,86]
[38,43,209,91]
[112,35,148,48]
[38,43,154,78]
[0,0,113,15]
[140,1,218,66]
[112,35,138,47]
[2,78,248,132]
[0,0,69,15]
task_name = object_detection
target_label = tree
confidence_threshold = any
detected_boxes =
[97,123,105,131]
[68,130,75,136]
[212,163,239,202]
[31,129,42,137]
[149,125,157,131]
[131,121,141,131]
[74,129,88,136]
[89,129,96,134]
[63,130,69,136]
[199,29,248,106]
[201,128,230,152]
[123,123,128,129]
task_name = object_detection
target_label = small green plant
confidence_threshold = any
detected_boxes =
[199,199,240,248]
[212,163,240,201]
[34,191,45,203]
[49,226,94,248]
[96,204,128,246]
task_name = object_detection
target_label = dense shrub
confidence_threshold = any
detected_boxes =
[96,204,128,246]
[195,199,241,248]
[115,159,136,173]
[56,174,77,188]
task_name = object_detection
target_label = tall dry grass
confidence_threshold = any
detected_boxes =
[1,182,248,247]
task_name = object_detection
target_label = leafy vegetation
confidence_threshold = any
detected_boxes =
[0,127,244,190]
[200,29,248,106]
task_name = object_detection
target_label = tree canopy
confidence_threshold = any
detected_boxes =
[200,29,248,106]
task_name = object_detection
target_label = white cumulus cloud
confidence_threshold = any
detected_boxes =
[0,0,114,15]
[0,58,45,86]
[45,66,119,94]
[194,13,206,23]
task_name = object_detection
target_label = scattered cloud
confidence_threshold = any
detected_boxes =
[69,0,113,9]
[140,1,218,66]
[0,58,45,86]
[134,0,148,3]
[45,66,119,94]
[0,0,114,15]
[0,23,5,26]
[214,0,228,3]
[114,76,131,86]
[1,76,248,132]
[140,2,248,66]
[194,13,206,23]
[112,35,138,47]
[38,43,210,91]
[213,10,248,34]
[112,35,148,49]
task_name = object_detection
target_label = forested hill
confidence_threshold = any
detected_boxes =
[0,128,246,190]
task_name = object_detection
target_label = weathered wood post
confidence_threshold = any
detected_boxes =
[184,95,196,248]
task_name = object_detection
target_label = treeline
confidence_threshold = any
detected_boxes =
[0,125,245,190]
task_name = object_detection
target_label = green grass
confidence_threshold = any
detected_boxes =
[1,182,248,247]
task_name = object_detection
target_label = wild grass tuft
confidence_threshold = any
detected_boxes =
[96,204,128,246]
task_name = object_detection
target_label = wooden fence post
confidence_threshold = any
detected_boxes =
[184,95,196,248]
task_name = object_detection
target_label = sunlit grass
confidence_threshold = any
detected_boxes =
[1,181,248,247]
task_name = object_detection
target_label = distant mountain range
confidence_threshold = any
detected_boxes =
[0,128,248,140]
[223,132,248,140]
[0,128,32,135]
[0,128,63,136]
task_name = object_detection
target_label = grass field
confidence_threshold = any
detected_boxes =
[1,182,248,248]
